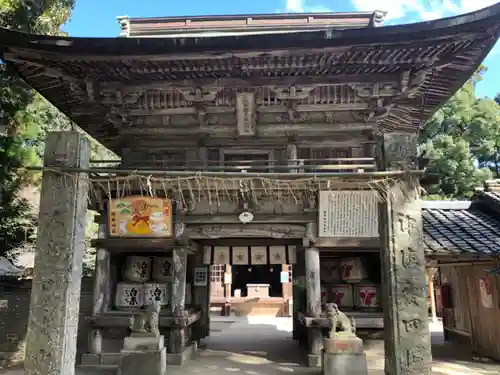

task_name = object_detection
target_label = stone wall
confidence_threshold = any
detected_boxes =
[0,278,94,367]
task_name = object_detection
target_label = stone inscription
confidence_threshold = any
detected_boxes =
[382,180,432,375]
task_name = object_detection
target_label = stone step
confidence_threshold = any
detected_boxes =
[77,364,117,373]
[81,353,120,366]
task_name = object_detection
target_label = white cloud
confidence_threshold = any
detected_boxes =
[351,0,498,22]
[285,0,332,12]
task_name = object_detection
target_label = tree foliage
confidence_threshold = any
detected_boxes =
[0,1,115,272]
[420,66,500,199]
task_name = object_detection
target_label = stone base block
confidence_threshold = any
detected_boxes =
[118,348,166,375]
[81,353,121,366]
[322,351,368,375]
[166,341,197,366]
[123,335,164,351]
[323,335,364,354]
[307,354,321,367]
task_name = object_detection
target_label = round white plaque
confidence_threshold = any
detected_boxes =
[239,211,254,223]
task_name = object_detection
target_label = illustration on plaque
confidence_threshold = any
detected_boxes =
[108,196,172,237]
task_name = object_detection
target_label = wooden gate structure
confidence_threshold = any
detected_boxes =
[1,4,500,374]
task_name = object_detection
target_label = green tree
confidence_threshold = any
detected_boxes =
[419,66,500,199]
[423,135,492,199]
[0,1,76,259]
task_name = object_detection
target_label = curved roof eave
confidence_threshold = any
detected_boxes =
[0,3,499,57]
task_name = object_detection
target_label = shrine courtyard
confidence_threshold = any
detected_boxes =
[1,318,498,375]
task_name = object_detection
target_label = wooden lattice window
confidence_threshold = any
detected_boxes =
[210,265,224,283]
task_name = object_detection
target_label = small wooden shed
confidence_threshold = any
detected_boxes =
[423,183,500,361]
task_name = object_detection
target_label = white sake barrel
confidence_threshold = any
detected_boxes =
[152,257,173,282]
[354,284,380,310]
[115,282,144,310]
[123,256,152,282]
[330,284,354,309]
[143,283,169,306]
[320,259,341,283]
[340,257,368,283]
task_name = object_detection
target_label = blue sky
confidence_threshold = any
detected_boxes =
[64,0,499,99]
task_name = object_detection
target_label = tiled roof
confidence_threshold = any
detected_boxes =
[423,201,500,256]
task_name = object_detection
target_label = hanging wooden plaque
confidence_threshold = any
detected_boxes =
[108,196,173,237]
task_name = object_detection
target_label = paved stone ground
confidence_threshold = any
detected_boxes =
[2,317,499,375]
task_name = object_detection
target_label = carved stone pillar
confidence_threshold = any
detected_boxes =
[304,223,322,367]
[377,133,432,375]
[25,131,90,375]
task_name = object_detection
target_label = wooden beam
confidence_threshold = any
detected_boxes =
[100,74,401,91]
[119,123,373,136]
[121,103,368,117]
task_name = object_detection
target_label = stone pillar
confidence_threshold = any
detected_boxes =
[24,131,90,375]
[304,222,322,367]
[377,132,432,375]
[168,247,188,362]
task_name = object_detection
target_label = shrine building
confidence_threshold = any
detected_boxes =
[1,4,500,375]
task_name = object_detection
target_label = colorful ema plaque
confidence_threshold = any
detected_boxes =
[108,196,172,237]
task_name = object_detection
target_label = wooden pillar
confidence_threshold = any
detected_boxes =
[377,132,432,375]
[25,131,90,375]
[287,143,298,173]
[293,248,306,342]
[89,217,110,354]
[223,264,232,316]
[427,268,438,323]
[304,223,322,367]
[193,245,210,343]
[169,247,188,356]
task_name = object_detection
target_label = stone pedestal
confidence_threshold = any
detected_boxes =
[118,335,166,375]
[322,336,368,375]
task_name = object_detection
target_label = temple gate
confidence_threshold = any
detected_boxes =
[1,5,500,375]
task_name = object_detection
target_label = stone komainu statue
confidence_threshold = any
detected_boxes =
[323,303,356,339]
[129,300,162,337]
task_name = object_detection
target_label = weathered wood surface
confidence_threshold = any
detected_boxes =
[193,247,210,341]
[169,247,188,354]
[86,311,201,328]
[378,133,432,375]
[304,226,323,367]
[24,132,90,375]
